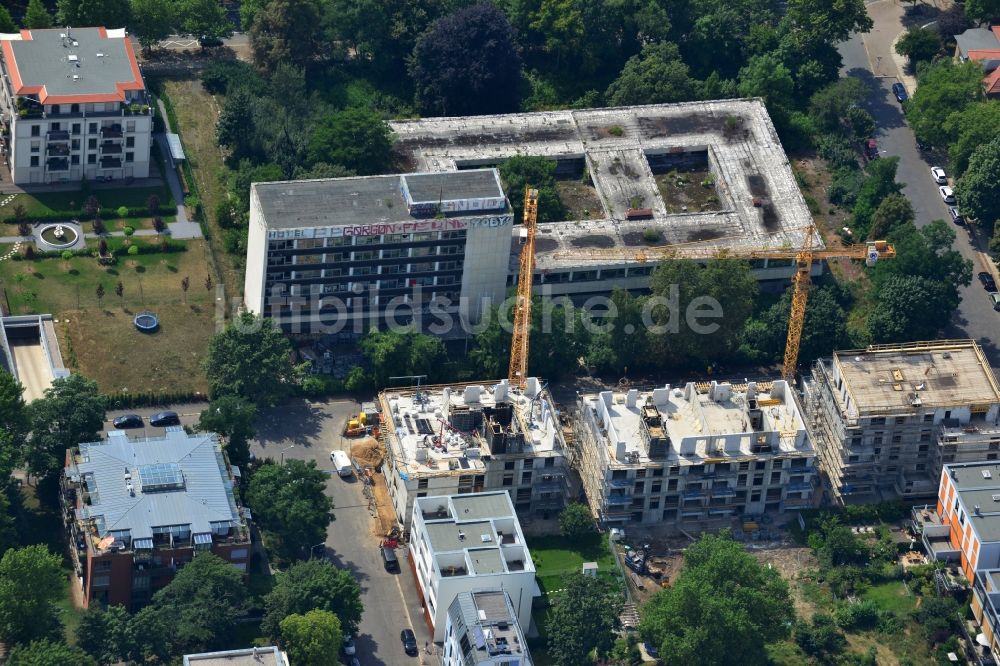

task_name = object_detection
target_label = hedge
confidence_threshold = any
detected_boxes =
[104,390,209,409]
[11,239,188,261]
[2,204,176,225]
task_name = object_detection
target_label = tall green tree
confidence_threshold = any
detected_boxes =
[204,312,297,407]
[246,460,334,562]
[587,289,648,375]
[905,59,985,148]
[947,101,1000,176]
[410,3,523,116]
[852,157,903,239]
[129,0,174,53]
[498,155,566,223]
[262,559,363,638]
[640,532,793,665]
[24,0,53,28]
[197,396,257,466]
[0,5,16,32]
[808,77,867,131]
[279,609,343,666]
[249,0,325,73]
[956,136,1000,226]
[558,503,597,542]
[6,639,96,666]
[868,192,915,240]
[547,573,623,666]
[740,287,850,366]
[783,0,872,45]
[605,42,697,107]
[307,108,393,175]
[895,27,941,67]
[140,553,248,656]
[738,53,796,129]
[0,370,27,480]
[359,329,446,387]
[76,605,132,666]
[0,545,64,645]
[177,0,232,40]
[966,0,1000,25]
[57,0,131,27]
[26,374,106,480]
[867,274,957,343]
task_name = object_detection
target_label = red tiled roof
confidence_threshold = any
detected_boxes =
[991,25,1000,41]
[967,49,1000,62]
[984,68,1000,95]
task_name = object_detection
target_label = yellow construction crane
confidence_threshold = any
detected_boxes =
[508,188,540,389]
[555,225,895,380]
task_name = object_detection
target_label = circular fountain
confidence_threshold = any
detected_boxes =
[38,223,79,249]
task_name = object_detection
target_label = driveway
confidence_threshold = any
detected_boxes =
[840,17,1000,367]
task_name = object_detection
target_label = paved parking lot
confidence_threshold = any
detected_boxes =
[105,399,432,665]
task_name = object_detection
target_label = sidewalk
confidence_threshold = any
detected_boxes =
[154,98,202,240]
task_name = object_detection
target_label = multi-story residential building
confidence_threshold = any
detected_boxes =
[62,429,250,610]
[442,590,533,666]
[0,27,152,184]
[409,492,536,641]
[380,377,570,532]
[971,569,1000,664]
[183,647,288,666]
[804,339,1000,504]
[911,461,1000,583]
[575,379,816,528]
[243,169,512,334]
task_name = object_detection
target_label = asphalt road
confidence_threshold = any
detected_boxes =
[105,399,432,665]
[840,33,1000,367]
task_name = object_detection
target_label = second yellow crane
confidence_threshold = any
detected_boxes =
[508,188,540,389]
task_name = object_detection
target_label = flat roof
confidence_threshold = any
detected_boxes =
[579,379,811,466]
[183,647,285,666]
[833,340,1000,413]
[0,28,144,104]
[253,169,507,230]
[390,99,819,269]
[451,493,514,521]
[449,591,530,665]
[380,377,563,478]
[947,463,1000,543]
[70,430,244,542]
[426,520,494,552]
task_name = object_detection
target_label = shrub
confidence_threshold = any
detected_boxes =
[642,227,661,243]
[152,216,166,233]
[123,226,135,237]
[24,245,34,260]
[128,245,139,256]
[105,390,208,409]
[16,222,29,236]
[61,250,73,261]
[91,217,106,235]
[116,205,129,218]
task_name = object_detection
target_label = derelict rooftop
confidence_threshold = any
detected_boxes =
[390,99,820,269]
[250,168,507,230]
[182,647,286,666]
[831,340,1000,417]
[379,377,564,477]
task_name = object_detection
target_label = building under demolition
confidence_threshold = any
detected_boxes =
[379,378,570,531]
[575,379,816,529]
[804,339,1000,504]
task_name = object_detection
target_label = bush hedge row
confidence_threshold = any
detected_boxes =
[104,390,209,410]
[11,239,188,260]
[2,204,176,225]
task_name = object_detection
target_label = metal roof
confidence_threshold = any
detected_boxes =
[166,133,185,161]
[74,430,242,540]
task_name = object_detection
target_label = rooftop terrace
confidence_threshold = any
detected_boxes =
[449,591,531,664]
[380,377,563,477]
[580,379,811,466]
[832,340,1000,415]
[390,100,819,269]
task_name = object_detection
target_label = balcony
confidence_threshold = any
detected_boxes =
[606,494,632,506]
[100,125,123,139]
[46,143,69,156]
[99,142,122,154]
[46,158,69,171]
[100,157,122,169]
[47,130,69,141]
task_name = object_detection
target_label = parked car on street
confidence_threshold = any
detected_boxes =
[112,414,144,429]
[401,628,418,656]
[979,272,998,291]
[939,186,955,203]
[149,411,180,427]
[931,166,947,184]
[991,292,1000,311]
[892,82,909,103]
[949,207,965,226]
[343,635,356,656]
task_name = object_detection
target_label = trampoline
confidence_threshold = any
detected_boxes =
[133,311,160,332]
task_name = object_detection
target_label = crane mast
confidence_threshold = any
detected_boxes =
[508,188,539,389]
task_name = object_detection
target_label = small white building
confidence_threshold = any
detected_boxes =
[442,590,533,666]
[409,492,536,641]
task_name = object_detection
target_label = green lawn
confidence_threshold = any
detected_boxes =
[863,580,918,615]
[528,535,619,594]
[4,185,173,219]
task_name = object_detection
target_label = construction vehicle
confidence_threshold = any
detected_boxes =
[508,188,540,389]
[552,224,895,379]
[343,411,369,437]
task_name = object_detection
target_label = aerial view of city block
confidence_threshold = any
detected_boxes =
[0,0,998,664]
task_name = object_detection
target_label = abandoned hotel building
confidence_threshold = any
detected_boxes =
[379,378,570,532]
[804,339,1000,505]
[244,100,820,336]
[575,379,816,527]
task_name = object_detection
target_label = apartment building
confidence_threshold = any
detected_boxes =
[971,569,1000,665]
[409,492,536,641]
[575,379,816,528]
[243,169,512,334]
[61,429,250,610]
[380,377,570,532]
[0,27,152,184]
[442,590,533,666]
[804,340,1000,504]
[183,647,288,666]
[911,461,1000,584]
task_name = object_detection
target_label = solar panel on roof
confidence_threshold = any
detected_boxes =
[472,625,486,649]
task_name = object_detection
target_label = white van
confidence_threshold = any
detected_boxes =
[330,450,353,477]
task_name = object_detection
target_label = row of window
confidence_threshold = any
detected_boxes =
[29,120,140,136]
[31,136,136,151]
[29,152,135,167]
[269,230,468,251]
[607,457,810,481]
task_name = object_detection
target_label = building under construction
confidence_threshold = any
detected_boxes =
[391,99,822,300]
[379,378,571,531]
[803,339,1000,505]
[574,379,816,529]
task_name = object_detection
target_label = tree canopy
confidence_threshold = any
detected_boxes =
[307,108,393,175]
[262,559,363,637]
[197,396,257,466]
[204,312,297,407]
[0,5,16,32]
[547,573,623,666]
[498,155,567,223]
[948,101,1000,176]
[280,609,343,666]
[605,42,697,107]
[249,0,325,73]
[57,0,131,27]
[640,532,793,665]
[24,0,53,28]
[246,460,334,562]
[905,59,985,148]
[6,639,96,666]
[0,370,27,480]
[0,545,65,646]
[177,0,233,40]
[359,329,447,387]
[558,503,597,542]
[129,0,174,52]
[894,27,941,67]
[75,605,133,666]
[26,374,106,479]
[956,136,1000,226]
[410,3,523,116]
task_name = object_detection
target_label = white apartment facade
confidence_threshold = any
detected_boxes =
[380,377,570,532]
[0,27,152,184]
[442,590,532,666]
[576,379,817,528]
[409,492,536,642]
[243,169,512,335]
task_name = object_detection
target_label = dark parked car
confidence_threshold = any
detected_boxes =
[401,629,418,656]
[892,82,908,103]
[949,207,965,226]
[149,411,180,427]
[865,138,880,161]
[112,414,144,429]
[381,546,400,573]
[199,35,224,48]
[979,272,997,292]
